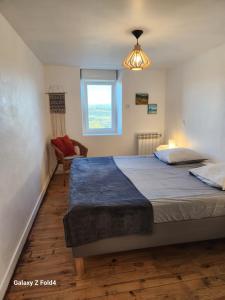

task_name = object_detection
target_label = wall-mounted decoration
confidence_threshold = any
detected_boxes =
[135,93,149,105]
[47,92,66,137]
[49,92,66,113]
[147,103,157,114]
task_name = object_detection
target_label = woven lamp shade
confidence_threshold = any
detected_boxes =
[123,44,151,71]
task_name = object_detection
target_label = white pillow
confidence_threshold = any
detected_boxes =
[190,163,225,190]
[154,148,205,164]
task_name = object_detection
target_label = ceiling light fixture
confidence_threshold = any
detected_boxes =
[123,29,151,71]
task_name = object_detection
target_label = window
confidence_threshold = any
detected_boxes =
[81,79,122,136]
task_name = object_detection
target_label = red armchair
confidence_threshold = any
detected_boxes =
[51,138,88,185]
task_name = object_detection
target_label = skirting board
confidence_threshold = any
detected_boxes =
[0,168,56,300]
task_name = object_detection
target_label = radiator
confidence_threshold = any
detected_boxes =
[137,133,162,155]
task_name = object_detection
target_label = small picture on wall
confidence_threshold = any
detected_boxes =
[148,103,158,114]
[135,93,149,105]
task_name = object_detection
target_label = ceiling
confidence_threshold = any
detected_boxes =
[1,0,225,69]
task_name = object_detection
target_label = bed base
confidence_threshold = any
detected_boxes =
[74,257,85,277]
[72,216,225,276]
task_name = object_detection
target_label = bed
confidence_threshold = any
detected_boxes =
[63,155,225,276]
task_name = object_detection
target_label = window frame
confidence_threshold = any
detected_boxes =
[81,79,118,136]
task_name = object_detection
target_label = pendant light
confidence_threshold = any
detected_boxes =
[123,29,151,71]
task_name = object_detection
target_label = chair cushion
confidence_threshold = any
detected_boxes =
[52,135,76,156]
[52,137,67,155]
[62,135,76,156]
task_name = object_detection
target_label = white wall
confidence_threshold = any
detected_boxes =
[44,65,166,156]
[0,14,55,299]
[165,43,225,162]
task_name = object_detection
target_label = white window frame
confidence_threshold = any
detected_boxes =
[81,79,118,136]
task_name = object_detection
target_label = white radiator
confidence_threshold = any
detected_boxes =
[137,133,162,155]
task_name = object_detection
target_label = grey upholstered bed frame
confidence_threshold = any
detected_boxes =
[72,216,225,276]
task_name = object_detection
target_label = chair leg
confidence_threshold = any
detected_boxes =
[63,162,66,186]
[64,173,66,186]
[62,159,72,186]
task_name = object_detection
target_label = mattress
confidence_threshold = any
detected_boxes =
[114,155,225,223]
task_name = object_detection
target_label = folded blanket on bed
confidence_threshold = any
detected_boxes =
[63,156,153,247]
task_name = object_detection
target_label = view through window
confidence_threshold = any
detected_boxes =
[87,84,112,129]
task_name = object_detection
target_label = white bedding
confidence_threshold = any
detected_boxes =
[114,155,225,223]
[190,163,225,190]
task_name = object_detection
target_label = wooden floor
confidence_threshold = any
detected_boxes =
[5,174,225,300]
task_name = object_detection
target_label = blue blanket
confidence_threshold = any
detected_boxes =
[63,157,153,247]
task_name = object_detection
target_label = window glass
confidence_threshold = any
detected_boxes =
[87,84,112,129]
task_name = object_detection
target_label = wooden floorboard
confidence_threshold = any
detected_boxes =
[5,174,225,300]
